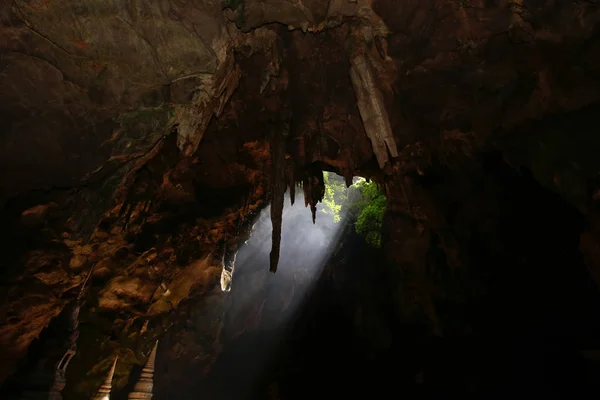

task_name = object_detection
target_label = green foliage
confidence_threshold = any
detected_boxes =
[320,172,387,248]
[353,180,386,248]
[321,172,347,223]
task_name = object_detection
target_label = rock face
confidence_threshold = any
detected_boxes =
[2,0,600,397]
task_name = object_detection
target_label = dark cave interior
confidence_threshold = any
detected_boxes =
[244,154,600,400]
[3,156,600,399]
[41,157,600,399]
[145,151,600,400]
[259,155,600,399]
[3,0,600,399]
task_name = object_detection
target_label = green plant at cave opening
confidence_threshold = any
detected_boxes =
[353,179,386,248]
[321,172,386,248]
[321,172,347,223]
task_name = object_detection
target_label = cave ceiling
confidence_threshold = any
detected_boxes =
[2,0,600,395]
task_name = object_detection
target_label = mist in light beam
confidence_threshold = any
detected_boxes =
[206,186,350,400]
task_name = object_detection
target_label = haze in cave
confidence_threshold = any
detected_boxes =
[194,181,350,400]
[3,0,600,399]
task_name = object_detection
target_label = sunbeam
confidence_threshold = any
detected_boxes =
[206,186,350,399]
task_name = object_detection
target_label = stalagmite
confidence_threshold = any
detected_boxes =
[128,341,158,400]
[91,356,118,400]
[269,125,287,273]
[349,53,398,169]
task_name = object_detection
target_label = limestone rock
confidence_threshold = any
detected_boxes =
[98,277,157,311]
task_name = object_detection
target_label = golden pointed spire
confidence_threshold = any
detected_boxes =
[128,341,158,399]
[91,356,118,400]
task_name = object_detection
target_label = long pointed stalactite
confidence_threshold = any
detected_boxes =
[268,121,288,273]
[286,155,296,206]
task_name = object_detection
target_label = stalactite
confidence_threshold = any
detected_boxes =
[348,52,398,170]
[269,124,287,273]
[286,155,296,206]
[343,167,354,188]
[302,168,325,224]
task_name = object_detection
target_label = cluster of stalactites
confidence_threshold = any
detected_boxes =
[302,169,325,224]
[264,29,395,275]
[268,133,326,273]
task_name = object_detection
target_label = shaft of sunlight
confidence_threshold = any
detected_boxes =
[231,188,348,327]
[208,188,349,400]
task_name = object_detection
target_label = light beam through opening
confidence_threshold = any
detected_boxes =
[208,180,351,399]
